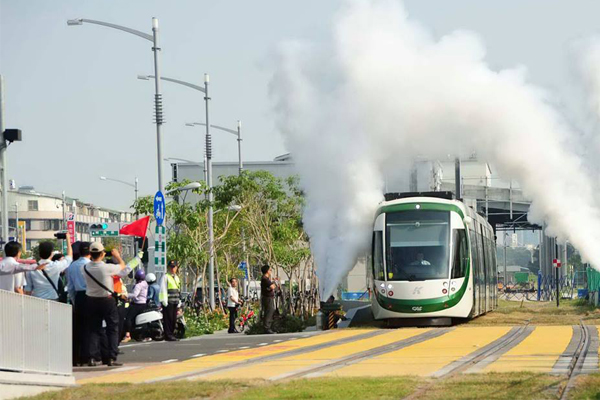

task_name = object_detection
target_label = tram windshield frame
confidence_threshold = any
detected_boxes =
[385,209,451,281]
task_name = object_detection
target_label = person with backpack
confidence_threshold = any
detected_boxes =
[145,273,160,307]
[24,236,73,301]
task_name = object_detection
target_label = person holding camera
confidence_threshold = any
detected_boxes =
[24,235,73,301]
[260,265,277,334]
[83,242,129,367]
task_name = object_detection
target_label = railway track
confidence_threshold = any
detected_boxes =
[558,321,592,400]
[401,323,533,400]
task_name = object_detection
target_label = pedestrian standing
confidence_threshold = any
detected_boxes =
[24,238,73,301]
[227,278,242,333]
[126,269,148,339]
[13,272,26,294]
[0,241,42,291]
[65,241,91,366]
[83,242,128,367]
[260,265,277,334]
[145,273,160,307]
[159,261,181,341]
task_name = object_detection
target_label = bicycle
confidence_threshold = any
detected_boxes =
[235,298,256,333]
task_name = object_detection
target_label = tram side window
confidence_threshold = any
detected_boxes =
[469,229,479,283]
[451,230,468,279]
[373,231,385,281]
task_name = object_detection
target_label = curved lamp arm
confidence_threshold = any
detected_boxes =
[67,18,153,41]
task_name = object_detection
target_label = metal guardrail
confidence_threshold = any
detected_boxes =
[0,289,72,376]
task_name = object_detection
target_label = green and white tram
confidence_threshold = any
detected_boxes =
[369,192,497,325]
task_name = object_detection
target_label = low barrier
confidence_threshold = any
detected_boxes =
[0,289,72,376]
[587,267,600,306]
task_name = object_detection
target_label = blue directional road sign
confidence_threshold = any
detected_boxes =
[154,191,166,226]
[238,261,248,279]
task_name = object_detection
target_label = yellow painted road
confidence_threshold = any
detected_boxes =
[483,326,573,373]
[198,328,427,381]
[328,326,512,377]
[79,329,371,384]
[78,325,583,384]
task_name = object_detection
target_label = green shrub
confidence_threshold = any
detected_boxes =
[184,309,229,337]
[245,313,306,335]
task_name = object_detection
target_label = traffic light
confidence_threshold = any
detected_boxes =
[89,222,119,237]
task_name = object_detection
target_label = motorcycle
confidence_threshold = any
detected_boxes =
[132,303,165,341]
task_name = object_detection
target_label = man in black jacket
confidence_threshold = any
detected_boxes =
[260,264,277,334]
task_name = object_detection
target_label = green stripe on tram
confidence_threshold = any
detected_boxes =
[377,202,465,219]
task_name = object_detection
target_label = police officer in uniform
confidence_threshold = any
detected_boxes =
[159,261,181,341]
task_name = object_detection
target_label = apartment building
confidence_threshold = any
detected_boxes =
[7,186,133,251]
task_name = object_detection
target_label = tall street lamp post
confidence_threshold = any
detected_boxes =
[67,18,165,195]
[138,74,216,310]
[187,121,246,294]
[186,121,243,176]
[99,175,139,208]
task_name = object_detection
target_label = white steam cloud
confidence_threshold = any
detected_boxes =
[270,0,600,298]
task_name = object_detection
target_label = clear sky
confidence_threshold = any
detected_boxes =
[1,0,599,210]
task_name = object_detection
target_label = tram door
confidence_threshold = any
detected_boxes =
[479,224,487,315]
[470,225,480,316]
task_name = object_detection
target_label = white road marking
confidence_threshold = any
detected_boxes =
[238,346,250,349]
[216,349,229,353]
[112,366,141,372]
[273,339,283,343]
[191,353,205,358]
[258,343,268,346]
[162,359,178,364]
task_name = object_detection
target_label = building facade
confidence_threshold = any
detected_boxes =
[6,186,133,251]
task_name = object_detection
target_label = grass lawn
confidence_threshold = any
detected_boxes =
[412,372,564,400]
[15,381,253,400]
[466,299,600,326]
[18,373,578,400]
[234,377,418,400]
[568,373,600,400]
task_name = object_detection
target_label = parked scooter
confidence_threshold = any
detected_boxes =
[132,302,165,341]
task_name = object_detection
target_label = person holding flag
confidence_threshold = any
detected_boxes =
[116,216,151,343]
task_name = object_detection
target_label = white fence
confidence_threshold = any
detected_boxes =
[0,289,72,376]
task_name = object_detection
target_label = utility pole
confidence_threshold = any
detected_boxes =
[15,202,18,240]
[204,74,215,311]
[454,157,461,199]
[555,240,560,308]
[151,18,165,194]
[504,232,508,288]
[62,191,66,230]
[0,75,8,247]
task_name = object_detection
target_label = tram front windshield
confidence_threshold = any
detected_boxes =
[386,210,450,281]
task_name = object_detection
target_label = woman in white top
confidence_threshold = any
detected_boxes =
[227,278,242,333]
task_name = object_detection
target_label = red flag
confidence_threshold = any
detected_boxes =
[119,216,150,238]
